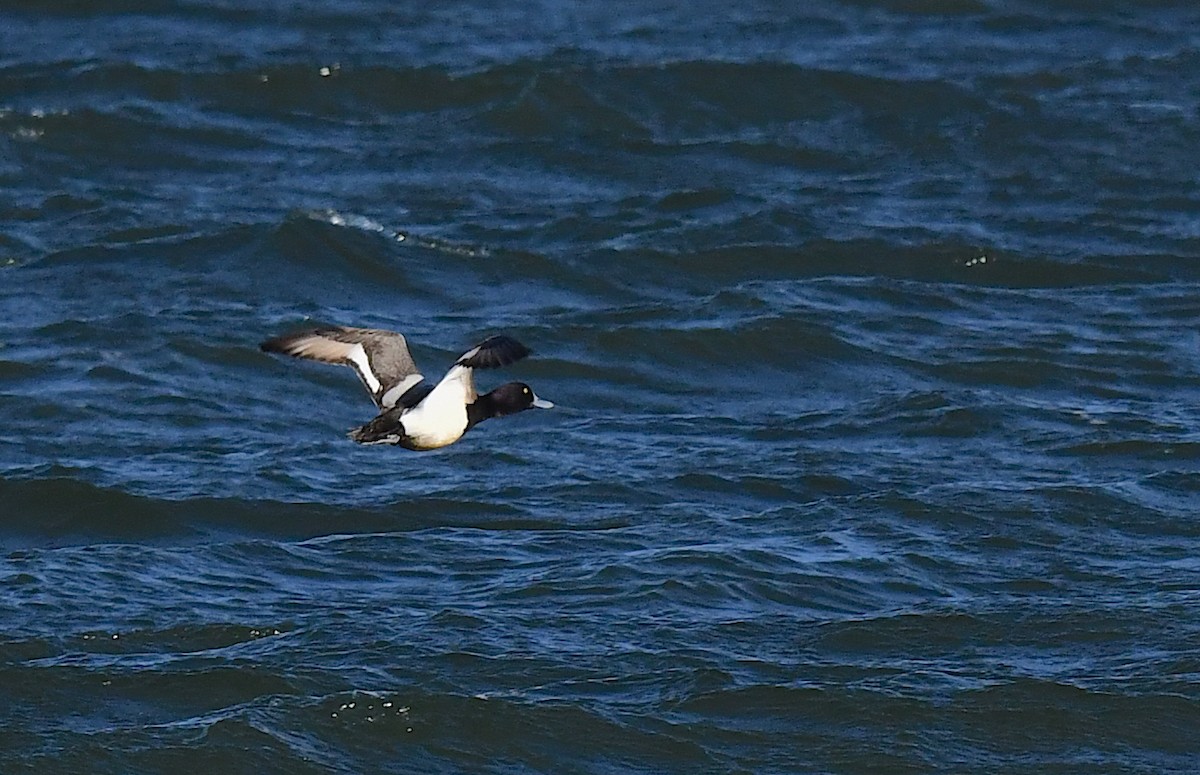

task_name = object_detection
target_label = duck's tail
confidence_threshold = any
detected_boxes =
[348,411,407,446]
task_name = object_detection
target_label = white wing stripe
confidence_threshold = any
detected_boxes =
[347,343,382,394]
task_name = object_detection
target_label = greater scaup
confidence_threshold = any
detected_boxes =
[260,326,552,450]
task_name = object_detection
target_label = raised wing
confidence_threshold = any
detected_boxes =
[260,325,430,409]
[429,335,533,405]
[455,335,531,369]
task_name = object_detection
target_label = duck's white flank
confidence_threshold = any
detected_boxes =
[396,365,474,449]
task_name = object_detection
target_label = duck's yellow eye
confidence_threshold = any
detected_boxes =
[523,387,530,394]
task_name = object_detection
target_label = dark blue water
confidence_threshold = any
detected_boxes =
[2,2,1199,772]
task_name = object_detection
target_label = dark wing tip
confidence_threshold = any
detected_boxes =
[458,335,532,369]
[259,334,290,353]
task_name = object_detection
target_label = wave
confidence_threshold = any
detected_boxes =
[0,476,603,548]
[29,212,1198,307]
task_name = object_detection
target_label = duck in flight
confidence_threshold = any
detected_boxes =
[260,326,552,450]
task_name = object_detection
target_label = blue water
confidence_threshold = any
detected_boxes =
[2,2,1199,772]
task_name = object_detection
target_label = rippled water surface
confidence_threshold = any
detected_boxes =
[2,1,1199,773]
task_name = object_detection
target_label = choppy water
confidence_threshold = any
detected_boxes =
[3,1,1200,772]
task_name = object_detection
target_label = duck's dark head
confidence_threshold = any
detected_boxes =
[489,382,553,415]
[468,382,553,428]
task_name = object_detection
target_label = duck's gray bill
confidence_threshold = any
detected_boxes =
[532,395,554,409]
